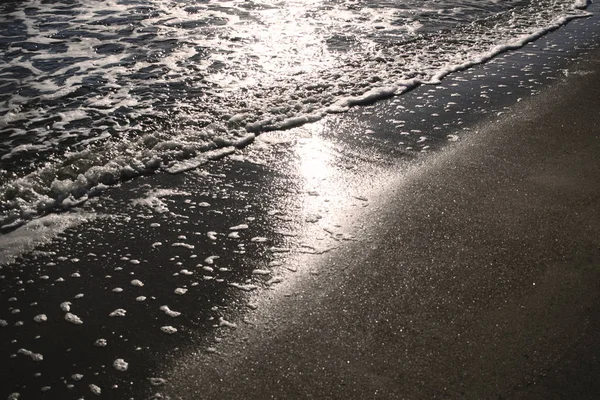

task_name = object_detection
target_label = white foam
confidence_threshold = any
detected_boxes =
[109,309,127,317]
[65,313,83,325]
[229,283,259,292]
[164,157,208,174]
[328,86,404,112]
[205,232,218,241]
[174,288,188,295]
[149,377,167,386]
[218,317,237,329]
[89,384,101,395]
[252,269,271,276]
[270,247,291,253]
[18,348,43,362]
[33,314,47,323]
[160,306,181,318]
[165,147,236,174]
[0,0,591,233]
[574,0,589,9]
[0,213,95,265]
[113,358,129,372]
[204,256,219,264]
[130,188,191,213]
[160,326,178,334]
[172,243,194,249]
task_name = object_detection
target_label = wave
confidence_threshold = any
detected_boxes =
[0,0,591,231]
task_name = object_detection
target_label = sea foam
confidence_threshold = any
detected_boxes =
[0,0,591,233]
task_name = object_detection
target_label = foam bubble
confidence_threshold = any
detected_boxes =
[160,326,177,334]
[204,255,219,264]
[270,247,291,253]
[207,231,218,241]
[33,314,47,323]
[218,317,237,329]
[160,306,181,318]
[65,313,83,325]
[17,348,43,362]
[109,309,127,317]
[172,243,194,249]
[113,358,129,372]
[230,283,258,292]
[229,224,249,230]
[149,377,167,386]
[252,269,271,275]
[89,384,101,395]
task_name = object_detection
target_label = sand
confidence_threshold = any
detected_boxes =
[162,48,600,399]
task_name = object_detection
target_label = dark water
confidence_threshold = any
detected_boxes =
[0,0,590,230]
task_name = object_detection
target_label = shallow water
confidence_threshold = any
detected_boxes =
[0,0,591,229]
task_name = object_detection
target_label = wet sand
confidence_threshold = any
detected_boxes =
[163,49,600,399]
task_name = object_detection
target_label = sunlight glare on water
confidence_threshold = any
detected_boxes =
[0,0,590,229]
[296,123,333,182]
[218,1,336,85]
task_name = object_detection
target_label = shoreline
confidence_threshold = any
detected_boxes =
[0,2,595,233]
[0,6,599,400]
[163,45,600,399]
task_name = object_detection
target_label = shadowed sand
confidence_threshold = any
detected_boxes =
[164,49,600,399]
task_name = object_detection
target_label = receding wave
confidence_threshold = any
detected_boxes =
[0,0,591,230]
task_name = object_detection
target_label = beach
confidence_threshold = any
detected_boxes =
[158,43,600,399]
[0,2,599,399]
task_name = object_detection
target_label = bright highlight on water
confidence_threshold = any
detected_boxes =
[0,0,591,230]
